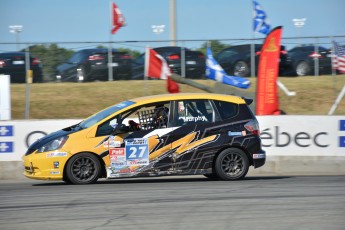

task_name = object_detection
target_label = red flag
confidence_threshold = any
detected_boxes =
[111,2,125,35]
[145,48,179,93]
[167,76,180,93]
[256,26,283,115]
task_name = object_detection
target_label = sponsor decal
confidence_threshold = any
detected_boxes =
[109,140,121,148]
[0,142,14,153]
[109,148,125,160]
[50,171,60,175]
[228,131,247,136]
[179,116,207,123]
[109,148,129,173]
[104,136,121,148]
[46,152,67,158]
[53,161,59,169]
[253,153,266,159]
[125,138,149,166]
[115,101,135,109]
[0,126,13,136]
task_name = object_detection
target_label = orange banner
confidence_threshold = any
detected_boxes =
[256,26,283,115]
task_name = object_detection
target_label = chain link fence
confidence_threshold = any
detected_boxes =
[1,35,345,82]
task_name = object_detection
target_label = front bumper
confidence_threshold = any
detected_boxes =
[22,150,70,181]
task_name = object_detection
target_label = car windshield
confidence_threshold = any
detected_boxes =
[79,101,136,129]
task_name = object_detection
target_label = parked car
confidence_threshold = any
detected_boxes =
[214,44,291,77]
[132,46,205,79]
[55,48,132,82]
[0,52,43,83]
[287,45,332,76]
[23,93,266,184]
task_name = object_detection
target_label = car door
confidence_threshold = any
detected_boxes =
[109,101,176,175]
[167,99,223,172]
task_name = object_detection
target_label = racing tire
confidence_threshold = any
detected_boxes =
[214,148,249,180]
[233,61,249,77]
[295,61,311,76]
[65,153,101,185]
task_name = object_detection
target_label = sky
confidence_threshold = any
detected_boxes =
[1,0,345,53]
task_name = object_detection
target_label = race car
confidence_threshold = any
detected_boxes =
[23,93,266,184]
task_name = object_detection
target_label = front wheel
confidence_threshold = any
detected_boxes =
[65,153,101,185]
[233,61,249,77]
[295,61,310,76]
[215,148,249,180]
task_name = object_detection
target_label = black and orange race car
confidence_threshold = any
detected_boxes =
[23,93,266,184]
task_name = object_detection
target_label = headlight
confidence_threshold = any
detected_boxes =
[37,136,69,153]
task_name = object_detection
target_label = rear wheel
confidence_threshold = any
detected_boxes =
[215,148,249,180]
[233,61,249,77]
[65,153,101,185]
[295,61,311,76]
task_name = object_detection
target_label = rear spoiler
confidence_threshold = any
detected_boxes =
[242,97,253,105]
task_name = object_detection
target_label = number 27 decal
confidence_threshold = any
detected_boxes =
[128,146,147,158]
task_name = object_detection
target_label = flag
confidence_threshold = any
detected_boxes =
[144,48,180,93]
[111,2,125,35]
[332,41,345,73]
[253,0,271,35]
[167,76,180,94]
[205,47,250,89]
[256,26,283,115]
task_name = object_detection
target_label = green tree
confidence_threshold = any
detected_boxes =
[26,44,73,81]
[96,45,141,59]
[198,40,229,56]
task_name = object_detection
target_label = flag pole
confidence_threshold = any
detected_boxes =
[251,0,256,78]
[108,0,114,81]
[144,46,149,96]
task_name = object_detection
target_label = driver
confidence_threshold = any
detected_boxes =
[153,105,169,128]
[128,119,140,131]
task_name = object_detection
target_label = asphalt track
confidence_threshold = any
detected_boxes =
[0,175,344,230]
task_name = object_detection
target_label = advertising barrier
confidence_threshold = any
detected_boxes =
[0,75,11,120]
[0,116,344,162]
[258,116,345,156]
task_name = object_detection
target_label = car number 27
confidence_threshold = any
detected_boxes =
[127,146,147,159]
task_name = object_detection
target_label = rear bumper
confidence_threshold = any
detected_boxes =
[252,149,266,168]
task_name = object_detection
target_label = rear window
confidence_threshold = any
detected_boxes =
[213,100,238,120]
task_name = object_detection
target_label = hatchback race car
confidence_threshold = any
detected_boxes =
[23,93,266,184]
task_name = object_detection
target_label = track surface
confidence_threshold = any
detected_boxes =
[1,176,344,230]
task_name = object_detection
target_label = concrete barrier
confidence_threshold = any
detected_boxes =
[1,116,345,180]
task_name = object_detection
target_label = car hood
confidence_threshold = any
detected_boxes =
[25,124,82,156]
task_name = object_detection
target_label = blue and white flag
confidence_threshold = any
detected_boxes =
[205,47,250,89]
[253,0,271,35]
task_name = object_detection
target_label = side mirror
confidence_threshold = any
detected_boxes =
[109,118,118,129]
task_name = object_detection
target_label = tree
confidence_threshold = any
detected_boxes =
[95,45,141,59]
[198,40,229,56]
[25,44,73,81]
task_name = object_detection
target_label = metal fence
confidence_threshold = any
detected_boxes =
[1,35,345,82]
